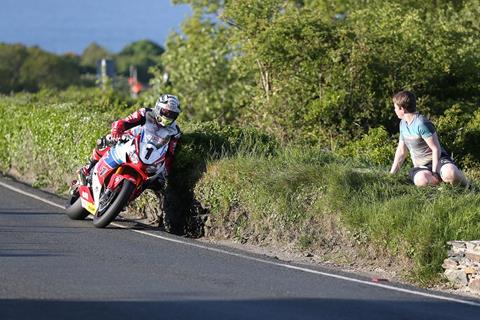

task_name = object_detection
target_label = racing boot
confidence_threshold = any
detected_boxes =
[78,159,97,185]
[78,139,109,185]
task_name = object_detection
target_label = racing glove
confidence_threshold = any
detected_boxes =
[111,120,125,140]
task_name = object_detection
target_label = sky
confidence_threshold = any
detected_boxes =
[0,0,192,54]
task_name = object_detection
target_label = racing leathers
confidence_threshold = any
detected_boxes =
[81,108,181,190]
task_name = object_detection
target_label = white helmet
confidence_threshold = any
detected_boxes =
[154,94,181,126]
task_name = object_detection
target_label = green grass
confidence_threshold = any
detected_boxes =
[195,149,480,284]
[0,88,133,193]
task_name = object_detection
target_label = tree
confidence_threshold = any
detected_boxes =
[80,42,111,72]
[159,0,480,155]
[115,39,164,84]
[151,12,248,122]
[19,47,80,91]
[0,43,29,93]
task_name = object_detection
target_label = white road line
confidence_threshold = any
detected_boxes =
[0,180,65,209]
[1,179,480,308]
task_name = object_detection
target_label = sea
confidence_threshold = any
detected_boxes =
[0,0,191,54]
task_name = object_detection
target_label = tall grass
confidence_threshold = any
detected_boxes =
[195,148,480,284]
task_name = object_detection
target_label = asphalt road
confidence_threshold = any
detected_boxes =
[1,175,479,320]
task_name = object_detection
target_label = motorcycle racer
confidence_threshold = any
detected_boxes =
[79,94,181,190]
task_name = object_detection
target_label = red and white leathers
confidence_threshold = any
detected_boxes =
[86,108,181,182]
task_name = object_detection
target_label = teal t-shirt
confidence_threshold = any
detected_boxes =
[399,113,446,166]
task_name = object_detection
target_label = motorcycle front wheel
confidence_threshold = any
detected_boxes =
[93,180,135,228]
[65,193,89,220]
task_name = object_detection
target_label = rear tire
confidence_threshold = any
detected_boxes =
[65,195,89,220]
[93,180,135,228]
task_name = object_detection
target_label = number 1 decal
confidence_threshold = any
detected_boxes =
[145,147,154,160]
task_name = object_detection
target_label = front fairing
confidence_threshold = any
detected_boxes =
[138,129,169,165]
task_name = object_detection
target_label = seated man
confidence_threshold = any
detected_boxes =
[389,90,468,187]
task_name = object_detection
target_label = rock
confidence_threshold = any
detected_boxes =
[448,241,467,255]
[463,266,478,275]
[459,257,472,267]
[442,258,458,270]
[448,241,466,249]
[468,240,480,251]
[445,240,480,293]
[469,245,480,255]
[447,252,464,260]
[204,216,212,228]
[445,269,468,287]
[466,252,480,263]
[466,242,478,252]
[468,279,480,294]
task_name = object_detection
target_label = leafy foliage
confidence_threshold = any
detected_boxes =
[0,39,166,93]
[116,39,164,83]
[435,104,480,170]
[19,47,81,91]
[161,0,480,166]
[0,43,29,93]
[0,44,81,93]
[151,13,247,122]
[80,42,112,72]
[0,88,138,190]
[337,126,397,166]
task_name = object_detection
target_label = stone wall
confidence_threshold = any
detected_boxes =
[443,241,480,294]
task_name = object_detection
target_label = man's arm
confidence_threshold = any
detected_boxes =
[390,140,408,174]
[424,133,441,174]
[111,108,148,139]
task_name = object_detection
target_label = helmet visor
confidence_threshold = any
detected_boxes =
[156,115,174,126]
[160,107,179,120]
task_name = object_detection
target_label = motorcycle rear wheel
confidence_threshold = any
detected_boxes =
[93,180,135,228]
[65,194,89,220]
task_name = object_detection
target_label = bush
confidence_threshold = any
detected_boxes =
[0,89,137,191]
[337,126,397,166]
[163,121,279,234]
[435,103,480,169]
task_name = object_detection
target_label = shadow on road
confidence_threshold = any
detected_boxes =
[0,298,478,320]
[0,252,62,258]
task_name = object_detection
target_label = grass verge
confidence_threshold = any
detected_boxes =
[195,149,480,285]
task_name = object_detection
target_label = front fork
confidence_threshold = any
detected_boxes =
[106,167,143,202]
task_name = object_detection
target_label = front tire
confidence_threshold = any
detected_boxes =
[65,195,89,220]
[93,180,135,228]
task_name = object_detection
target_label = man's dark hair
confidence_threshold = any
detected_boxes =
[393,90,416,113]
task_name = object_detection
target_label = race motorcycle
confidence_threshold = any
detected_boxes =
[65,125,168,228]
